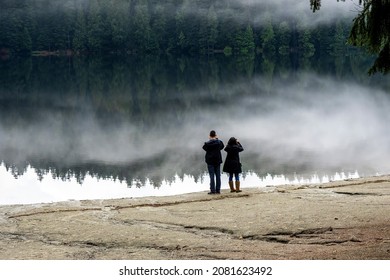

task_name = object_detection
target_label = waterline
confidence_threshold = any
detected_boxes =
[0,163,363,205]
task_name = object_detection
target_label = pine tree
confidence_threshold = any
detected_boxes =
[206,5,218,53]
[235,25,255,55]
[86,0,104,52]
[261,15,276,55]
[0,4,32,53]
[175,2,188,52]
[133,0,156,52]
[298,29,315,58]
[73,3,88,52]
[151,3,167,52]
[349,0,390,74]
[278,21,291,56]
[330,21,347,56]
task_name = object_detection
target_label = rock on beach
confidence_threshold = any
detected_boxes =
[0,175,390,260]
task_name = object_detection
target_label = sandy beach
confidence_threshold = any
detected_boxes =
[0,175,389,260]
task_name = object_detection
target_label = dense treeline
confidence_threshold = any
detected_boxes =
[0,0,354,57]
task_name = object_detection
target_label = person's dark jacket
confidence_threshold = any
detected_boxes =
[202,139,224,165]
[222,142,244,173]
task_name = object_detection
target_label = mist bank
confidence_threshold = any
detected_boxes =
[1,70,389,187]
[226,74,390,173]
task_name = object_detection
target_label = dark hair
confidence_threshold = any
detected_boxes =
[209,130,216,137]
[228,137,237,146]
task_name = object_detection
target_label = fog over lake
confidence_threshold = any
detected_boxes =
[0,52,388,205]
[2,74,389,173]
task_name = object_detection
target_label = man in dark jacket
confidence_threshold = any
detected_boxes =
[202,130,224,194]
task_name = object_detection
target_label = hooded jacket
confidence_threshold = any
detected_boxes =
[202,138,224,165]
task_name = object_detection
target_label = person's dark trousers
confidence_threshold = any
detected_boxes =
[207,164,221,193]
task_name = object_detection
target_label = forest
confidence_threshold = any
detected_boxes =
[1,0,355,58]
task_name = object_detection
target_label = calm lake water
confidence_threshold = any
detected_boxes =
[1,53,389,205]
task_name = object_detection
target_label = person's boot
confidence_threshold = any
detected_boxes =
[235,181,242,192]
[229,181,235,192]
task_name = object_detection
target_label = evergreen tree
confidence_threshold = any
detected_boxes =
[349,0,390,74]
[20,27,32,52]
[310,0,321,12]
[33,0,56,51]
[177,0,201,53]
[330,21,347,56]
[0,4,32,53]
[198,5,218,54]
[298,29,315,58]
[261,14,276,55]
[206,5,218,53]
[175,2,188,52]
[235,25,255,55]
[133,0,157,52]
[151,3,168,52]
[86,0,104,52]
[177,31,186,51]
[278,21,292,56]
[73,3,88,52]
[50,3,73,50]
[216,3,238,52]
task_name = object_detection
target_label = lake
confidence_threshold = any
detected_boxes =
[0,53,389,205]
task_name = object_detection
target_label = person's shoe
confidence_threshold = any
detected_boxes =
[208,192,216,195]
[235,181,242,192]
[228,181,235,192]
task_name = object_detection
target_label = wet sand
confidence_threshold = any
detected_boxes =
[0,175,389,260]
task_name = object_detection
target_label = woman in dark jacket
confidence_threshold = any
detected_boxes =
[223,137,244,192]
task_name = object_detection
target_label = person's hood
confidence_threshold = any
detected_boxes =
[205,139,221,146]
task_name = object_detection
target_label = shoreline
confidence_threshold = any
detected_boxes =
[1,175,389,260]
[0,165,364,207]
